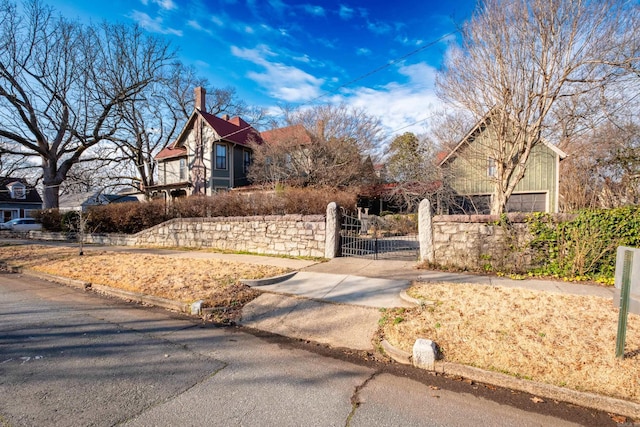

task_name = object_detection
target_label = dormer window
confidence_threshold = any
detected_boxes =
[7,182,26,199]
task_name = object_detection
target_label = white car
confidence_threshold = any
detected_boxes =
[0,218,42,231]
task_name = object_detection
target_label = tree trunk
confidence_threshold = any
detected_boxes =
[490,189,507,215]
[42,182,60,209]
[42,158,62,209]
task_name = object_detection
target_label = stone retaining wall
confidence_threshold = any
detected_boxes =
[134,215,327,257]
[431,213,534,272]
[32,214,328,258]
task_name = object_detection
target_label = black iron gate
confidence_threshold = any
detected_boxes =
[340,210,419,260]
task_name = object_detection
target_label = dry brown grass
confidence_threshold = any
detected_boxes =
[0,245,289,321]
[0,244,77,268]
[382,282,640,403]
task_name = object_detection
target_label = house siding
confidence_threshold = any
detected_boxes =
[161,158,185,185]
[445,121,560,213]
[233,146,250,187]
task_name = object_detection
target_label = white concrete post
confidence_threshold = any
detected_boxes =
[325,202,341,259]
[419,199,434,263]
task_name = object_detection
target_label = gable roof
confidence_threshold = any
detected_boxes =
[0,177,42,204]
[260,124,313,146]
[156,111,263,161]
[200,111,263,146]
[156,144,187,160]
[438,111,567,167]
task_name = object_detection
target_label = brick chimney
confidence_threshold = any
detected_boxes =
[194,86,206,112]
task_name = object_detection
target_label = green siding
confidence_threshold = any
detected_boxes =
[446,121,560,212]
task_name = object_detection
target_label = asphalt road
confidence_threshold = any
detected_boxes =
[0,272,618,427]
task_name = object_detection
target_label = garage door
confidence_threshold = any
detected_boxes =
[506,193,547,213]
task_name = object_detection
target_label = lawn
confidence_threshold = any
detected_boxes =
[0,244,290,322]
[381,282,640,403]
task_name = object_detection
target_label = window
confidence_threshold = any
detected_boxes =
[243,150,251,173]
[216,144,227,170]
[487,158,497,178]
[8,182,26,199]
[179,158,187,180]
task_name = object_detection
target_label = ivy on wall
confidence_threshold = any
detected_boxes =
[527,206,640,284]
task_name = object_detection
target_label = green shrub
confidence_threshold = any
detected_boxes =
[527,206,640,282]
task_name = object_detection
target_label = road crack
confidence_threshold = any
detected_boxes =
[345,371,381,427]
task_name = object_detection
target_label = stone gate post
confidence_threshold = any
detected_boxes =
[419,199,434,263]
[325,202,341,259]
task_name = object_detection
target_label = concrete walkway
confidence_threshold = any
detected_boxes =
[252,272,412,308]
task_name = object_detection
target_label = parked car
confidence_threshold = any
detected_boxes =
[0,218,42,231]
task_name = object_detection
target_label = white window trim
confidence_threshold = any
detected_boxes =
[8,182,26,199]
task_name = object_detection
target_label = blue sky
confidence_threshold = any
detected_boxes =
[48,0,476,135]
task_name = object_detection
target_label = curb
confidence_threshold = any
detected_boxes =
[91,284,190,313]
[22,269,91,290]
[22,269,190,314]
[398,290,421,306]
[381,339,411,364]
[381,339,640,420]
[399,290,436,308]
[240,271,298,287]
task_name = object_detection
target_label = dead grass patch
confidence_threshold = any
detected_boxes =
[0,244,77,268]
[0,245,289,323]
[382,282,640,403]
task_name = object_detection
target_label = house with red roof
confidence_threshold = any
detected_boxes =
[149,87,263,199]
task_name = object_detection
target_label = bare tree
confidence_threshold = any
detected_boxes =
[560,120,640,210]
[0,0,174,208]
[249,104,384,188]
[437,0,640,214]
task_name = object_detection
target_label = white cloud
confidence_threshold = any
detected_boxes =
[231,45,324,102]
[152,0,176,10]
[331,62,443,137]
[194,60,210,69]
[339,5,353,20]
[129,11,182,36]
[367,21,391,35]
[187,20,212,34]
[303,5,325,16]
[210,15,224,27]
[397,63,437,87]
[293,54,311,63]
[316,37,336,49]
[356,48,371,56]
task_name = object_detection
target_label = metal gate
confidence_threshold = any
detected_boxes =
[340,210,419,260]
